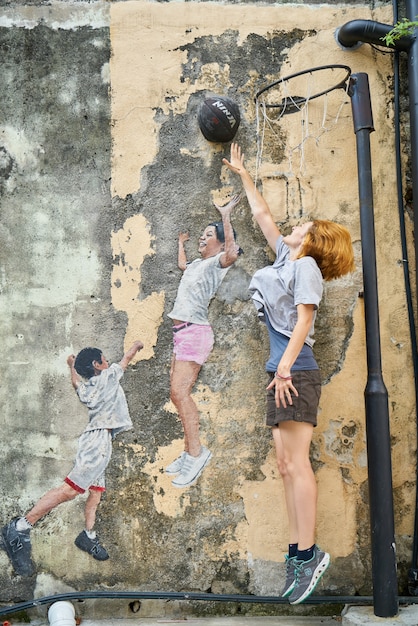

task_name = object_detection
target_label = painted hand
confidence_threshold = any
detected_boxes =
[213,193,242,217]
[131,340,144,352]
[179,232,190,244]
[222,142,246,175]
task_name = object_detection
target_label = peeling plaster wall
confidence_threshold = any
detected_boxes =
[0,0,415,618]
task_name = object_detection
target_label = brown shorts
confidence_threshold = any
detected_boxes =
[266,369,321,428]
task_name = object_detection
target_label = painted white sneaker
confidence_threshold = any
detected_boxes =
[171,447,212,488]
[165,452,186,475]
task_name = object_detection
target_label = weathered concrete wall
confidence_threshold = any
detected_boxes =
[0,0,415,619]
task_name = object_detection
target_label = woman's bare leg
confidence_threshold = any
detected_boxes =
[272,426,299,545]
[273,421,316,550]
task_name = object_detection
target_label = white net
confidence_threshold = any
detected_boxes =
[254,65,351,183]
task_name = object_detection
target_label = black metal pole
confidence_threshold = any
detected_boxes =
[405,0,418,592]
[406,2,418,316]
[349,73,399,618]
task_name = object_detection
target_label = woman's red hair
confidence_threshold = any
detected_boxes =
[298,220,355,281]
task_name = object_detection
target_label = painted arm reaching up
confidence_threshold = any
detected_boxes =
[177,232,190,271]
[213,193,241,268]
[119,340,144,370]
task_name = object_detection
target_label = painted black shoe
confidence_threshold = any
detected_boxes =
[1,518,35,576]
[75,530,109,561]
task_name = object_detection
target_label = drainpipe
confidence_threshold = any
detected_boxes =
[337,2,418,612]
[336,19,411,52]
[349,72,399,619]
[336,12,416,307]
[406,0,418,332]
[404,0,418,595]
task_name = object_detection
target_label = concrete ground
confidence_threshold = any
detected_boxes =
[80,619,340,625]
[74,608,418,624]
[13,618,342,626]
[10,607,418,626]
[9,600,418,626]
[76,609,418,625]
[342,605,418,625]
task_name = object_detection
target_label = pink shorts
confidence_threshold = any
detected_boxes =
[172,322,214,365]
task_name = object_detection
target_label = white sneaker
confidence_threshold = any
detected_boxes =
[165,452,186,475]
[171,447,212,488]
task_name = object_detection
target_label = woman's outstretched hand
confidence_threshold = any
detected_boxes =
[222,142,246,175]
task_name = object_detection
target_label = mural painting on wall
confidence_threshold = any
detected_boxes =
[166,193,243,488]
[2,0,406,606]
[1,340,144,577]
[107,1,372,603]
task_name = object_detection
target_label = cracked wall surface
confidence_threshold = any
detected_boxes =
[0,0,416,617]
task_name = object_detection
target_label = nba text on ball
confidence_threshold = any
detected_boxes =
[213,100,237,129]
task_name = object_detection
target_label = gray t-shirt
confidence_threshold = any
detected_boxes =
[168,252,229,325]
[77,363,133,436]
[249,236,323,347]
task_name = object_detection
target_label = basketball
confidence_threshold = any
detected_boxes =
[198,96,241,143]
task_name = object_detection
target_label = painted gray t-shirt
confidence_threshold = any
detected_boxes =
[168,252,229,325]
[77,363,133,436]
[248,236,323,348]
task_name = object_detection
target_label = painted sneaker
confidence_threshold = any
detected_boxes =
[171,447,212,488]
[280,554,297,597]
[165,452,187,475]
[1,518,35,576]
[75,530,109,561]
[288,546,330,605]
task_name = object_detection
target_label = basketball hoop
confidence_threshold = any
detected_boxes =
[255,64,352,115]
[253,64,352,180]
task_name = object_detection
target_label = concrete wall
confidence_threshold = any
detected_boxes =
[0,0,414,618]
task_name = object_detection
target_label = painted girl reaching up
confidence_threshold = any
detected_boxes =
[166,194,242,488]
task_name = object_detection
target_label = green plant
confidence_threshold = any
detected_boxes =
[382,17,418,46]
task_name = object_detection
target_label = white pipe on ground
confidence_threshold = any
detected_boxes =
[48,601,76,626]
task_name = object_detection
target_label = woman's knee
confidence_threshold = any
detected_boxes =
[276,456,289,478]
[284,457,313,480]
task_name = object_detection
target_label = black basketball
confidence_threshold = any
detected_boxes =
[198,96,241,143]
